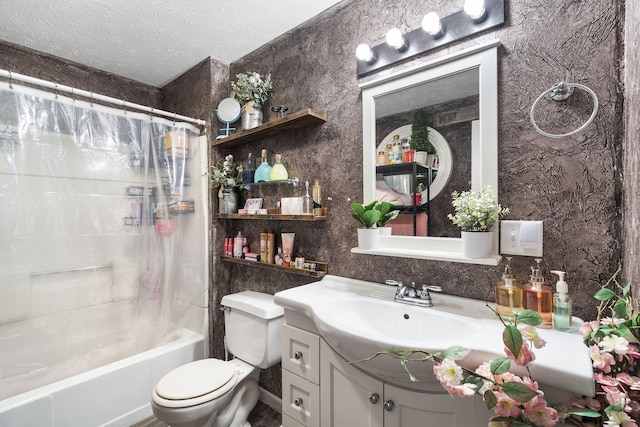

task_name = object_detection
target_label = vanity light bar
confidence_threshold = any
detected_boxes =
[356,0,504,77]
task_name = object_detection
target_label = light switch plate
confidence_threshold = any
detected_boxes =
[500,220,543,257]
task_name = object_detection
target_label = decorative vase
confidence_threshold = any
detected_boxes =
[240,102,263,130]
[357,228,380,250]
[461,231,493,258]
[218,187,239,214]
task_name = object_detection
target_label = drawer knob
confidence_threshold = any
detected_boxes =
[294,351,303,360]
[294,397,303,407]
[384,400,394,412]
[368,393,379,404]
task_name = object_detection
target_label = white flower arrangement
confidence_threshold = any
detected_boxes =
[230,72,273,106]
[447,186,509,232]
[209,154,242,189]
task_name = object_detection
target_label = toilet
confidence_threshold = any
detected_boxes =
[151,291,284,427]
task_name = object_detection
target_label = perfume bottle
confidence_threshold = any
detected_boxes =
[269,153,288,181]
[495,257,522,320]
[523,259,553,327]
[254,148,272,182]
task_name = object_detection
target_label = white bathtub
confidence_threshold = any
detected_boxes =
[0,327,205,427]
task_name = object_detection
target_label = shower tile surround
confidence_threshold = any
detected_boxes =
[2,0,638,418]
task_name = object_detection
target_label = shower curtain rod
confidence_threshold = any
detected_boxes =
[0,68,207,128]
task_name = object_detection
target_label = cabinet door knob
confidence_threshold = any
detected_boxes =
[294,351,303,360]
[294,397,303,407]
[383,400,394,412]
[368,393,379,404]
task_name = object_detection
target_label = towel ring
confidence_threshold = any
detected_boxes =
[530,81,599,138]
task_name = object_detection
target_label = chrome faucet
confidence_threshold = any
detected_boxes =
[386,280,442,307]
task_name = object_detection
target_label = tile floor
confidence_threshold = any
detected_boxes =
[131,401,281,427]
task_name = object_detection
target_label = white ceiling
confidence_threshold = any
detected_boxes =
[0,0,344,87]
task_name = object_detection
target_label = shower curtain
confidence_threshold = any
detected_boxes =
[0,82,208,400]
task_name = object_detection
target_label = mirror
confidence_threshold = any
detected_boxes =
[358,41,500,264]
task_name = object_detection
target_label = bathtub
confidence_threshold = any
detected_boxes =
[0,327,205,427]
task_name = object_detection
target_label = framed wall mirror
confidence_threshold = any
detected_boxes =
[356,40,501,264]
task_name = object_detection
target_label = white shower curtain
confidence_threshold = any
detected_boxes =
[0,82,208,399]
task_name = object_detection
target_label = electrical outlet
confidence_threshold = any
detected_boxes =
[500,220,543,257]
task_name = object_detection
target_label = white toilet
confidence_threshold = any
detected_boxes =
[151,291,284,427]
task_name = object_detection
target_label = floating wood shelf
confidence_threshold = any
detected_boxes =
[221,256,327,277]
[212,109,327,148]
[217,213,327,221]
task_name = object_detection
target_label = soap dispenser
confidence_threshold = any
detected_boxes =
[551,270,572,331]
[523,258,553,327]
[495,257,523,320]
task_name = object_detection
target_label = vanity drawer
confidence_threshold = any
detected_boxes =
[283,369,320,427]
[283,414,306,427]
[282,324,320,384]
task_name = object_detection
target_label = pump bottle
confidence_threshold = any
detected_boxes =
[495,257,522,319]
[551,270,573,331]
[522,258,553,327]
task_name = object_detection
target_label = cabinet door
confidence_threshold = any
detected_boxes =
[320,340,383,427]
[383,382,487,427]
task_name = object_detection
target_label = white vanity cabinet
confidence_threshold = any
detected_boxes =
[282,323,488,427]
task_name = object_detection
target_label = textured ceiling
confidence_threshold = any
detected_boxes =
[0,0,344,87]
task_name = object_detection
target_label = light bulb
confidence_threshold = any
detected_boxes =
[464,0,486,20]
[385,28,407,51]
[422,12,443,37]
[356,43,376,63]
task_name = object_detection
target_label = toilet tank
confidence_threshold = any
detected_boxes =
[221,291,284,369]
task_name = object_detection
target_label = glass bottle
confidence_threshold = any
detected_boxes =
[254,148,272,182]
[523,259,553,327]
[241,152,255,184]
[269,153,289,181]
[495,257,522,320]
[551,270,573,332]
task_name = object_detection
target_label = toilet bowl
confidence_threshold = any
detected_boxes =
[151,291,283,427]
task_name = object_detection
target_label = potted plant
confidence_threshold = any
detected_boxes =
[351,200,398,249]
[410,109,435,165]
[447,186,509,258]
[230,71,273,130]
[209,154,243,214]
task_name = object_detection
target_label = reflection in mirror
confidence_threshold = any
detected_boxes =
[359,41,499,263]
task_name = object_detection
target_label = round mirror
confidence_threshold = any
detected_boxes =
[376,125,452,201]
[216,97,241,123]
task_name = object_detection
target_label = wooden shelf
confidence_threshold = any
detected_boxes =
[217,213,327,221]
[213,109,327,148]
[221,256,327,277]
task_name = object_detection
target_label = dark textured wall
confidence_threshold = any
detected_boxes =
[211,0,625,395]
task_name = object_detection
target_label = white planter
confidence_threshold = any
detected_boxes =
[461,231,493,258]
[357,228,380,250]
[414,151,428,165]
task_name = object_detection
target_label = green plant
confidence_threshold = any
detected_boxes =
[410,109,435,154]
[230,72,273,106]
[447,186,509,232]
[351,200,398,229]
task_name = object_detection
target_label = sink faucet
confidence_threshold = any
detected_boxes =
[386,280,442,307]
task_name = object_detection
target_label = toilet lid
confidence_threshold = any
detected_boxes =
[156,359,236,401]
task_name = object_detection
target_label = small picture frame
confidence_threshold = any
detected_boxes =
[244,198,263,211]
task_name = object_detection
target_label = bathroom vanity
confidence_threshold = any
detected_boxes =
[275,275,594,427]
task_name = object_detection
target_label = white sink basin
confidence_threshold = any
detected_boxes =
[274,275,594,396]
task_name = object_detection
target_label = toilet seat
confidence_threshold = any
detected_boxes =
[153,359,239,408]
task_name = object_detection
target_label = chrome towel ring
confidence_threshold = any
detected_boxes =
[530,81,599,138]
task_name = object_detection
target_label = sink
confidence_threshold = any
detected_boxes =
[274,275,595,396]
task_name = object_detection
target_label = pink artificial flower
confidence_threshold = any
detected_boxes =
[570,395,601,411]
[504,343,536,366]
[445,382,477,397]
[492,390,522,418]
[604,410,637,427]
[590,344,616,373]
[602,385,631,411]
[522,398,558,427]
[595,372,620,387]
[521,325,547,349]
[433,358,463,386]
[618,372,640,390]
[579,320,600,338]
[600,317,628,326]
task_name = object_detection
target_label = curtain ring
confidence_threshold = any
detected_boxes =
[8,70,13,89]
[173,112,177,125]
[54,82,59,99]
[71,87,76,101]
[90,92,94,108]
[122,100,127,115]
